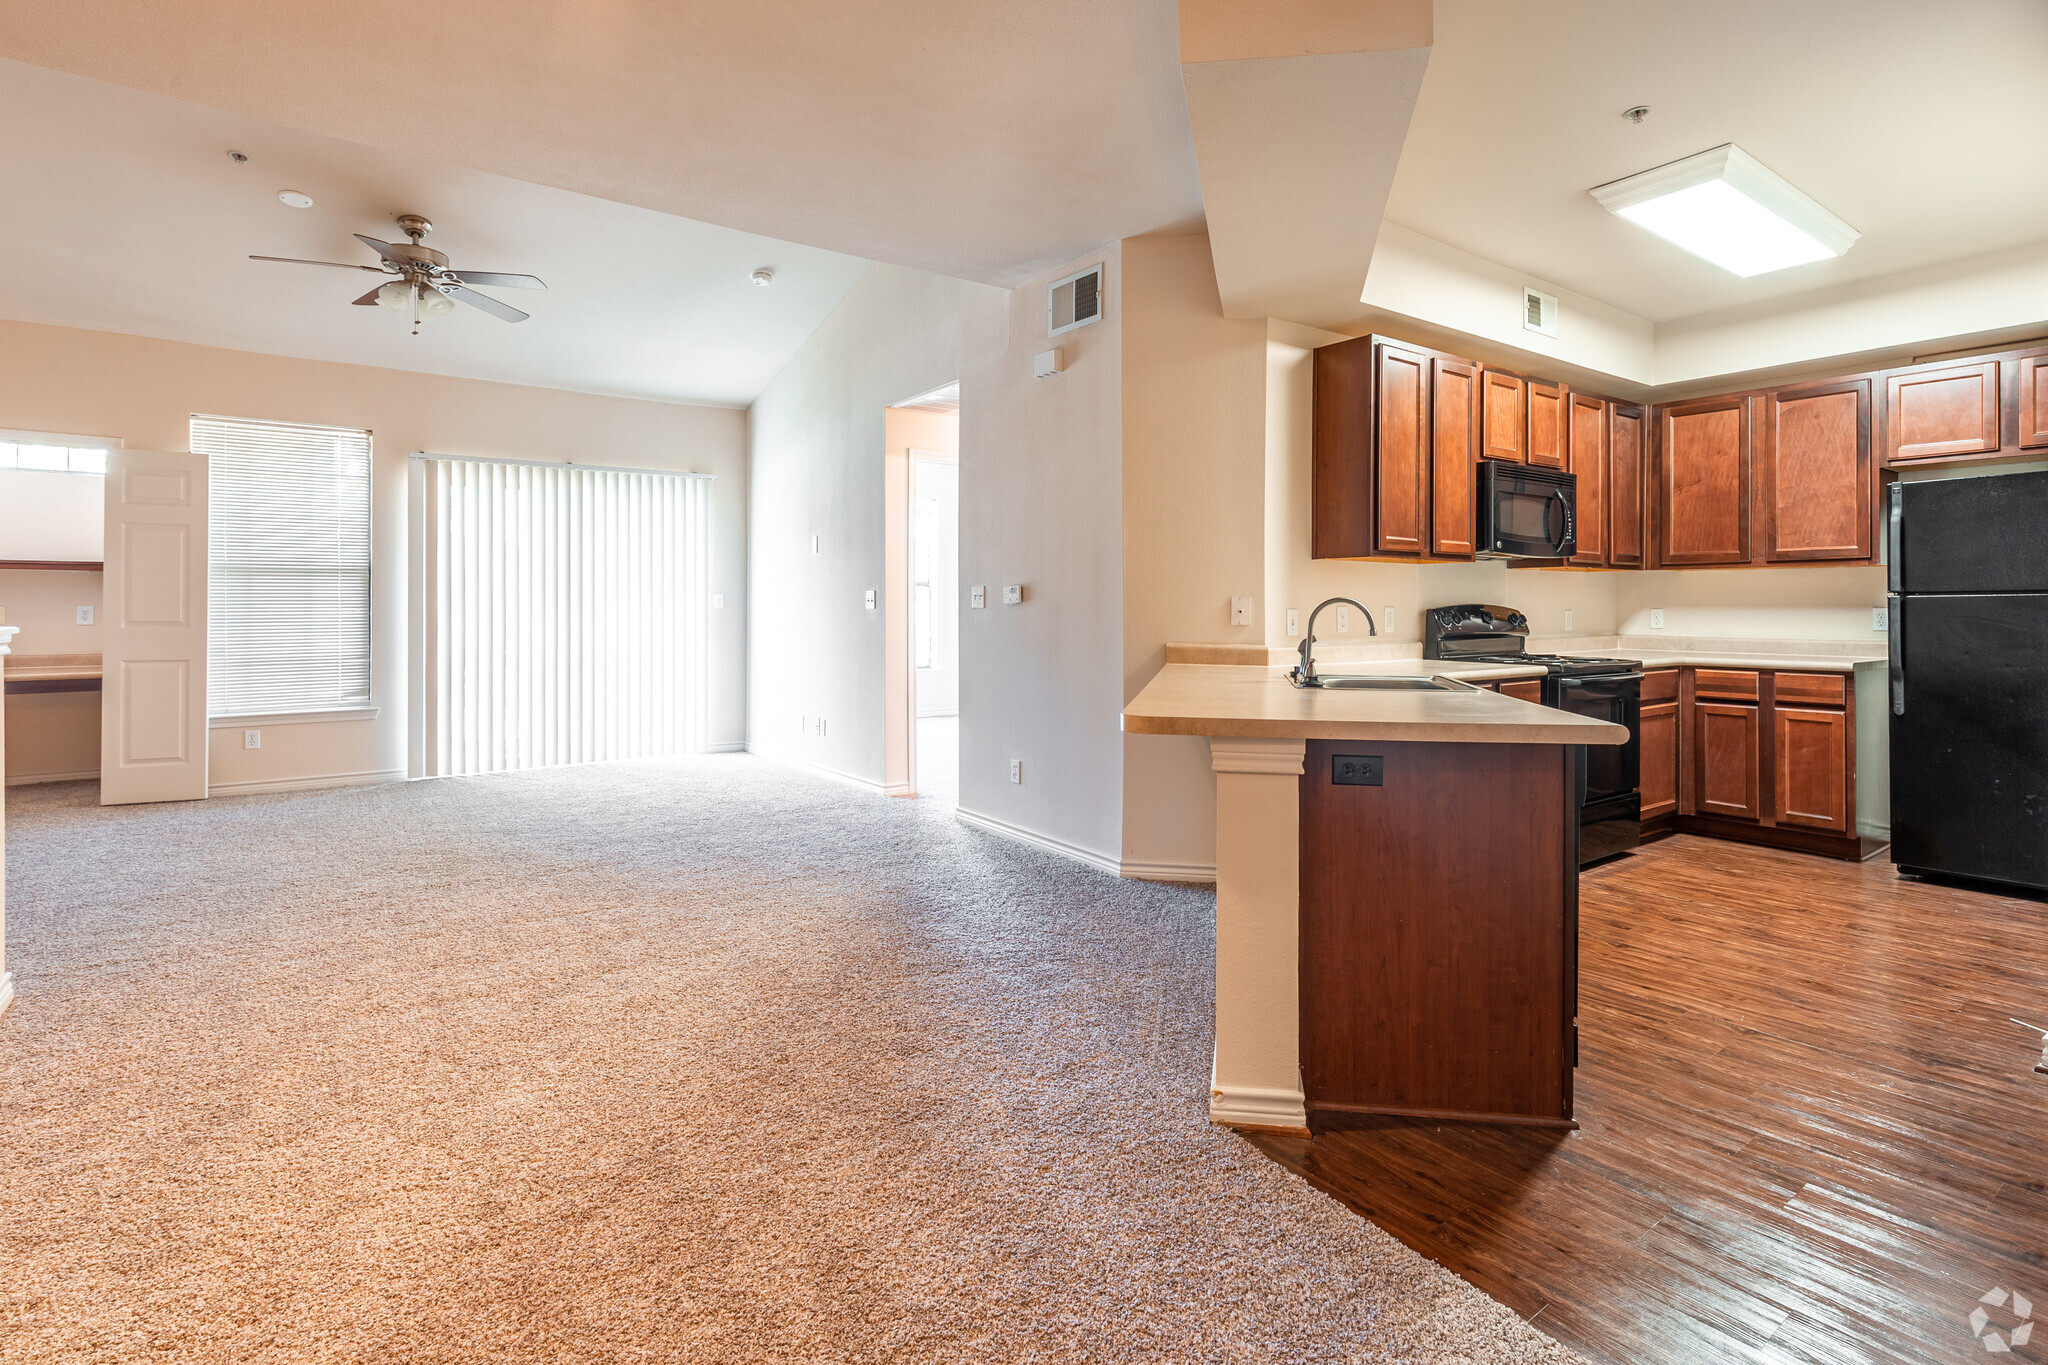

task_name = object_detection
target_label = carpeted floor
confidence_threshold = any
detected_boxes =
[0,758,1580,1364]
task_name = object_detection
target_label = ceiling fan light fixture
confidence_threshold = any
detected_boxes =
[418,286,456,319]
[376,280,415,313]
[1590,143,1857,277]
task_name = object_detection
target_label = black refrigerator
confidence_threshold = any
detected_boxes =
[1888,470,2048,892]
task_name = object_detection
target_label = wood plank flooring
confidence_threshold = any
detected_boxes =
[1246,834,2048,1364]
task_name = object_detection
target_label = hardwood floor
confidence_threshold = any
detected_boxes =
[1247,834,2048,1364]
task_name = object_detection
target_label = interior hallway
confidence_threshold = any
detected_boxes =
[0,762,1569,1364]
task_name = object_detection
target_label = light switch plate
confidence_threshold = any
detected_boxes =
[1003,585,1022,605]
[1286,608,1299,637]
[1872,606,1889,631]
[76,605,94,625]
[244,729,261,750]
[1008,759,1022,784]
[1650,608,1665,629]
[1336,605,1350,633]
[970,586,986,609]
[1231,596,1251,626]
[1564,609,1574,631]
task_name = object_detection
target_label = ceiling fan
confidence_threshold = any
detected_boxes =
[252,214,546,333]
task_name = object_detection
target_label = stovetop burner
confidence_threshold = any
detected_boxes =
[1449,651,1641,675]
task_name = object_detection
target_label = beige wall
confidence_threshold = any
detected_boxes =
[0,569,102,655]
[0,318,749,795]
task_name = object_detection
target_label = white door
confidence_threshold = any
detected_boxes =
[101,449,209,805]
[912,457,959,716]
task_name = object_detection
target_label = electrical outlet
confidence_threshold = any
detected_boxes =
[1286,608,1299,637]
[1383,606,1395,635]
[1003,585,1023,605]
[1336,605,1349,633]
[244,729,261,750]
[76,605,94,625]
[1008,759,1022,784]
[1231,596,1251,626]
[711,593,725,610]
[1649,608,1665,630]
[1564,609,1574,631]
[864,588,876,611]
[1872,606,1889,631]
[970,586,986,609]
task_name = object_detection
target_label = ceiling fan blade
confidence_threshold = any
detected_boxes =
[446,271,547,290]
[445,284,530,323]
[352,287,385,306]
[251,255,387,273]
[354,234,409,264]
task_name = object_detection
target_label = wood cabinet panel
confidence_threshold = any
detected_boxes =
[1608,402,1646,568]
[1375,342,1428,555]
[1660,397,1751,564]
[1312,336,1375,558]
[1499,678,1544,702]
[1774,705,1849,832]
[1694,669,1759,701]
[1639,699,1680,820]
[1568,393,1608,566]
[1763,378,1873,562]
[2020,354,2048,450]
[1641,668,1679,703]
[1527,379,1567,470]
[1886,360,2000,463]
[1481,370,1527,462]
[1695,701,1761,821]
[1774,672,1846,706]
[1431,356,1480,557]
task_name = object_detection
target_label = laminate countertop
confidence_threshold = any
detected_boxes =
[1122,661,1628,744]
[3,653,102,682]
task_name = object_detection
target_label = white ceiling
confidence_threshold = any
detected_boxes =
[1386,0,2048,325]
[0,60,874,406]
[0,0,1206,289]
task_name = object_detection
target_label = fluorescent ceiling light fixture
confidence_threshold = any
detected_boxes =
[1591,144,1858,277]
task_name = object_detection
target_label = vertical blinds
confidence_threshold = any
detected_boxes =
[197,415,373,716]
[422,457,709,777]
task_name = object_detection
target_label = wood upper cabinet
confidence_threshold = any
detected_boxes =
[1608,402,1646,568]
[1374,341,1429,556]
[1481,369,1527,462]
[1568,393,1608,566]
[1761,377,1873,562]
[1694,698,1761,821]
[1431,356,1480,556]
[1312,336,1375,558]
[1886,359,2000,463]
[2019,353,2048,450]
[1527,379,1567,470]
[1659,396,1752,565]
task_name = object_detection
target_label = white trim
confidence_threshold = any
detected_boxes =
[0,428,124,449]
[1209,737,1307,776]
[704,742,748,754]
[0,973,14,1019]
[207,767,405,797]
[954,806,1121,877]
[210,706,379,729]
[881,781,914,797]
[1209,1083,1308,1130]
[5,769,98,787]
[1120,859,1217,884]
[756,749,892,795]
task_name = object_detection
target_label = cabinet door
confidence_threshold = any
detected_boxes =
[1527,379,1567,470]
[1660,397,1751,565]
[2019,353,2048,450]
[1431,356,1480,557]
[1886,360,2000,463]
[1568,393,1607,566]
[1773,704,1849,832]
[1312,335,1376,558]
[1694,701,1760,820]
[1762,377,1873,562]
[1499,678,1544,702]
[1639,700,1679,819]
[1374,342,1429,555]
[1608,402,1646,567]
[1481,369,1526,462]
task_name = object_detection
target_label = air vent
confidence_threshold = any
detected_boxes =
[1049,264,1104,337]
[1522,287,1559,337]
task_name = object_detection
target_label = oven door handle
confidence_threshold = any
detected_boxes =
[1547,487,1574,555]
[1558,672,1644,687]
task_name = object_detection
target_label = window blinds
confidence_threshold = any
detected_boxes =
[196,415,373,717]
[420,457,710,776]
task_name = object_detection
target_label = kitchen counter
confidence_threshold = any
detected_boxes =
[1122,662,1625,744]
[3,653,102,694]
[1165,636,1888,675]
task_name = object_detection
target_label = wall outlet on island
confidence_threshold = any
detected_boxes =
[1650,608,1665,630]
[1873,606,1889,631]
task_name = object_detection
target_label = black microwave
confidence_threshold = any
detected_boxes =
[1477,459,1576,558]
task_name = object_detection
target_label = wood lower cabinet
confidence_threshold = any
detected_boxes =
[1762,377,1873,562]
[1568,392,1608,566]
[1694,699,1762,820]
[1482,369,1527,462]
[1499,678,1544,702]
[1608,402,1646,567]
[1431,356,1480,556]
[1527,379,1566,470]
[1638,669,1680,821]
[1775,705,1850,832]
[1658,396,1753,565]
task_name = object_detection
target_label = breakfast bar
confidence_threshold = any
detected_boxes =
[1123,660,1627,1133]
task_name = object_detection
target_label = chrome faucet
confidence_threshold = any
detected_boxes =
[1291,597,1377,686]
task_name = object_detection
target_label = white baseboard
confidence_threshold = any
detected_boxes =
[1120,859,1217,884]
[752,749,890,796]
[881,781,914,797]
[0,972,14,1018]
[207,767,406,798]
[1209,1049,1307,1130]
[954,806,1122,877]
[5,769,98,787]
[703,742,748,754]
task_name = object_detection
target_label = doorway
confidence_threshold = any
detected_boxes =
[883,386,959,803]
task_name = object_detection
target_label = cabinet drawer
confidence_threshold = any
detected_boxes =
[1693,669,1759,701]
[1773,671,1846,707]
[1640,668,1679,702]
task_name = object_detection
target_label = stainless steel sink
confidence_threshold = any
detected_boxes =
[1302,674,1474,691]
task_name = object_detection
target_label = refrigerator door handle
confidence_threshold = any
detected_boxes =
[1889,593,1905,716]
[1888,481,1903,594]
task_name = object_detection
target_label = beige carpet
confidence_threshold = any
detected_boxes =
[1,758,1580,1363]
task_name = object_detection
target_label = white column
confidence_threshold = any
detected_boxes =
[0,623,17,1016]
[1207,735,1306,1130]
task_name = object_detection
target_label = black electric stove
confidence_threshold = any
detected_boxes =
[1424,604,1644,865]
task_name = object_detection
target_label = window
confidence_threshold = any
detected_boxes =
[0,429,118,562]
[0,432,112,473]
[195,415,372,717]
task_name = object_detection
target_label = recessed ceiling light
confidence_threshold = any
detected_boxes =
[278,190,314,209]
[751,267,774,287]
[1590,143,1858,278]
[227,150,250,163]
